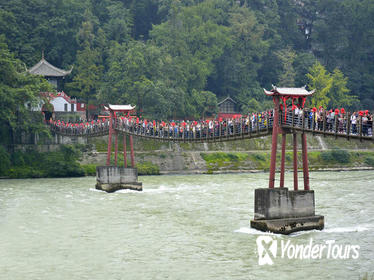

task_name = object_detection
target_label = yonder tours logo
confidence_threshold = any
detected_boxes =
[256,236,360,265]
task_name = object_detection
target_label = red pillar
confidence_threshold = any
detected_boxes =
[114,131,118,166]
[280,133,286,188]
[129,135,135,168]
[293,133,298,191]
[106,112,113,166]
[123,134,127,168]
[269,96,280,188]
[301,133,310,190]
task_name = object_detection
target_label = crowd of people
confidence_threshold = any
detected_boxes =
[283,107,373,136]
[49,106,373,139]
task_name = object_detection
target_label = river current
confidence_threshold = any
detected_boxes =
[0,171,373,279]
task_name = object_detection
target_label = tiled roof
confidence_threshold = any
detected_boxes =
[40,91,76,104]
[104,104,136,111]
[264,85,314,96]
[217,96,237,106]
[28,58,72,77]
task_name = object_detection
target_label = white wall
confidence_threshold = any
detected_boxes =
[50,97,76,112]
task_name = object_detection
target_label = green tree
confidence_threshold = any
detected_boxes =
[210,4,267,97]
[275,46,297,87]
[104,2,133,44]
[294,52,317,87]
[0,36,52,145]
[306,62,332,108]
[151,0,232,92]
[191,90,218,119]
[306,62,356,109]
[329,69,357,109]
[66,11,104,119]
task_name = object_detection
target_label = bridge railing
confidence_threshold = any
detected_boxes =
[114,113,274,141]
[281,109,373,138]
[49,121,110,136]
[48,108,372,141]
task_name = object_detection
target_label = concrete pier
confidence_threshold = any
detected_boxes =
[95,166,142,192]
[250,188,324,234]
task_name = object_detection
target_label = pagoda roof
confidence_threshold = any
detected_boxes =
[218,96,237,106]
[28,57,72,77]
[264,85,314,97]
[104,104,136,112]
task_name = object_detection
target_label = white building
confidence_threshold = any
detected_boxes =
[27,53,85,120]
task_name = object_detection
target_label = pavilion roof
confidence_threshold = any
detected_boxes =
[28,57,72,77]
[105,104,136,112]
[217,96,237,106]
[264,85,314,97]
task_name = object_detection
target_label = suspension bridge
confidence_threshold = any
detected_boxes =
[49,86,373,234]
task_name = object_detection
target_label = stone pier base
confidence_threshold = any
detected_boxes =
[250,188,324,234]
[95,166,143,193]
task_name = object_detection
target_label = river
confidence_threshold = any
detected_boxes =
[0,171,373,279]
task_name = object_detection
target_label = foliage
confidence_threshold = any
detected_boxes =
[306,62,332,108]
[201,152,248,163]
[3,145,85,178]
[0,0,373,129]
[252,153,266,162]
[81,164,97,176]
[136,161,160,175]
[364,157,374,167]
[201,152,249,172]
[0,145,10,175]
[0,36,52,144]
[320,149,351,164]
[306,62,357,109]
[275,46,297,87]
[329,69,358,109]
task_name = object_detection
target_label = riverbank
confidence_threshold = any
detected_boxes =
[157,166,374,175]
[80,147,374,176]
[2,135,374,179]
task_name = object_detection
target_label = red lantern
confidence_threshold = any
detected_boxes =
[341,108,345,114]
[312,107,317,112]
[334,109,339,114]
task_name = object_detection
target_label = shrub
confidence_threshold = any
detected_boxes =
[136,161,160,175]
[253,153,266,161]
[0,146,10,175]
[11,150,25,166]
[201,152,247,162]
[364,156,374,167]
[320,149,351,164]
[81,164,97,176]
[4,145,85,178]
[8,167,44,178]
